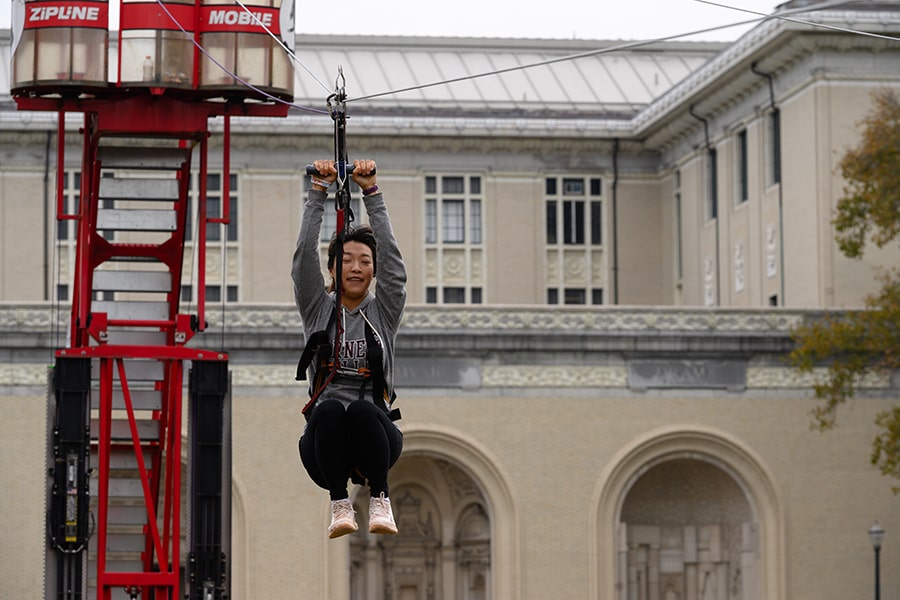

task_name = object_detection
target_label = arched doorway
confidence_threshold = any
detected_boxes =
[349,456,491,600]
[592,426,785,600]
[620,458,756,600]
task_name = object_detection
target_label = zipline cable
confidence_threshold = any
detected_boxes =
[232,0,333,94]
[157,0,896,111]
[695,0,900,42]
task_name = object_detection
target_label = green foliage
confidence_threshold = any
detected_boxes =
[873,406,900,484]
[790,274,900,427]
[789,89,900,491]
[833,90,900,258]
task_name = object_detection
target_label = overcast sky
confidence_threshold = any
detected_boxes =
[291,0,781,41]
[1,0,781,41]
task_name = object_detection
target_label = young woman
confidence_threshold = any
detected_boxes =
[292,159,407,538]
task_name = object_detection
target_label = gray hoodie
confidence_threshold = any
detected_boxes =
[292,189,407,410]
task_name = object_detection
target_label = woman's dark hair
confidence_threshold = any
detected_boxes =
[327,225,377,276]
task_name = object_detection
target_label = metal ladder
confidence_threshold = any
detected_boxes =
[48,103,231,600]
[87,142,189,600]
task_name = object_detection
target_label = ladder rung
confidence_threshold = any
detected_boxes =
[93,300,170,321]
[102,330,169,346]
[96,532,148,553]
[90,477,157,501]
[99,177,180,201]
[93,270,172,293]
[107,255,163,263]
[97,146,190,170]
[106,505,150,526]
[90,418,160,442]
[97,208,177,232]
[90,356,166,380]
[91,446,156,468]
[84,552,143,572]
[91,389,163,411]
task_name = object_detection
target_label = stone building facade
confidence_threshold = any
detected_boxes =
[1,2,899,599]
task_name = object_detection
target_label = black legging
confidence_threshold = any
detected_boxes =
[299,399,403,501]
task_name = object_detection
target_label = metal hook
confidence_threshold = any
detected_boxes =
[335,65,346,95]
[328,66,347,121]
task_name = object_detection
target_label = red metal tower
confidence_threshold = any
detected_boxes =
[11,1,294,598]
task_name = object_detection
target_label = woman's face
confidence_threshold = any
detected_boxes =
[330,240,374,308]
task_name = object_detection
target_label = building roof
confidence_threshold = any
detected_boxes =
[0,29,722,122]
[289,36,723,120]
[2,2,898,137]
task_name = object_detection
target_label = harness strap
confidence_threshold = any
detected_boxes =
[296,311,400,422]
[364,320,401,422]
[295,329,330,382]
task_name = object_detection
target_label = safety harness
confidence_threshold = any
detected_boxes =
[295,307,400,422]
[295,70,400,423]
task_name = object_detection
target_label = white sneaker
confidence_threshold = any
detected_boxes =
[328,499,358,539]
[368,493,398,535]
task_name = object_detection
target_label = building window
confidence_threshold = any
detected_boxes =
[100,198,115,241]
[563,200,585,244]
[469,194,482,244]
[545,176,604,305]
[706,149,718,221]
[591,200,602,245]
[204,173,239,242]
[546,178,602,247]
[674,171,683,282]
[186,172,239,242]
[443,287,466,303]
[443,199,465,242]
[548,287,603,305]
[53,172,82,302]
[185,171,240,301]
[425,176,481,244]
[425,286,483,304]
[321,197,362,242]
[564,288,586,304]
[424,174,484,304]
[736,129,748,203]
[57,171,80,241]
[181,284,239,303]
[767,109,781,186]
[301,175,367,241]
[545,201,558,244]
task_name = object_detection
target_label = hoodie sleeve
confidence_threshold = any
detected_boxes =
[365,192,407,334]
[291,189,330,328]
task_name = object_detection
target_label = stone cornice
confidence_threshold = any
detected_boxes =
[2,304,894,393]
[0,303,806,335]
[0,303,806,359]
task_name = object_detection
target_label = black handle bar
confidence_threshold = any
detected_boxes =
[305,164,376,176]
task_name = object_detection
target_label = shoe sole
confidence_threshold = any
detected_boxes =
[368,522,398,535]
[329,522,359,539]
